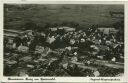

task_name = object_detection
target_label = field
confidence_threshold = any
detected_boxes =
[4,4,124,30]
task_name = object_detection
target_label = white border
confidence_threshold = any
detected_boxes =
[0,1,128,82]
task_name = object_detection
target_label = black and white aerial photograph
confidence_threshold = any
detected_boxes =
[4,4,124,77]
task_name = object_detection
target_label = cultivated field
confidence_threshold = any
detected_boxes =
[4,4,124,30]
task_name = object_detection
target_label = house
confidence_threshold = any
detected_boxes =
[50,26,75,32]
[98,28,118,34]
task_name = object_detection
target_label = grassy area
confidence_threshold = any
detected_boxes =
[4,4,124,30]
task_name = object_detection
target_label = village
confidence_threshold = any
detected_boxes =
[4,25,124,77]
